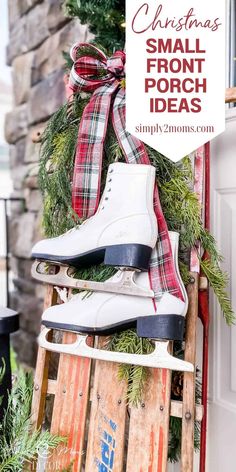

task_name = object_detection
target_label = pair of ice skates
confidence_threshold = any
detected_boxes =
[32,163,193,372]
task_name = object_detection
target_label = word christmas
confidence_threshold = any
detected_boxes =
[144,38,207,113]
[132,3,221,33]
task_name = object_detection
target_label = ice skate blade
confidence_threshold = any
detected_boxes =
[31,260,154,298]
[38,328,194,373]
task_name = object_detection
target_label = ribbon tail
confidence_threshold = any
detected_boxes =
[72,82,119,219]
[112,88,183,301]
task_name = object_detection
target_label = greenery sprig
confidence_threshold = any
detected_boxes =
[63,0,125,52]
[0,371,66,472]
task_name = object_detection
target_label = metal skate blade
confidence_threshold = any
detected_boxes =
[38,328,194,373]
[32,260,154,298]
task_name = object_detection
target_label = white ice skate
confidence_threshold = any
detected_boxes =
[38,232,193,372]
[32,163,157,275]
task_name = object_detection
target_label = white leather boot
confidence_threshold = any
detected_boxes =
[32,163,157,271]
[41,232,187,342]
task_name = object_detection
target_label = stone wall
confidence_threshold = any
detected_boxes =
[5,0,90,367]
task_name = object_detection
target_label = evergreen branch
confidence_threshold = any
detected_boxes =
[62,51,73,72]
[109,330,153,406]
[0,371,66,471]
[63,0,125,52]
[179,261,192,286]
[200,259,235,325]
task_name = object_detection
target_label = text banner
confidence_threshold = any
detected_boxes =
[126,0,225,161]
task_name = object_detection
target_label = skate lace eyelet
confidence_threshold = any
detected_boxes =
[105,197,109,201]
[108,178,112,182]
[109,169,114,174]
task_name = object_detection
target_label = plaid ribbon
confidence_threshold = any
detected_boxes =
[69,43,183,301]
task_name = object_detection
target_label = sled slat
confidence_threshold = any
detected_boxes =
[85,340,127,472]
[47,332,92,472]
[170,400,204,422]
[126,366,171,472]
[47,379,57,395]
[181,273,199,472]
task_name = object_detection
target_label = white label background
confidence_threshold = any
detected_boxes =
[126,0,225,162]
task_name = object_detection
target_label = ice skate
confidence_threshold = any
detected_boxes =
[31,163,157,273]
[38,232,193,372]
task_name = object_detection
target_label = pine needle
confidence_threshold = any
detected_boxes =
[0,371,66,471]
[201,259,235,325]
[63,0,125,52]
[109,330,153,406]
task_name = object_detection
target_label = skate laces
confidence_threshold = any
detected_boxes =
[101,168,113,211]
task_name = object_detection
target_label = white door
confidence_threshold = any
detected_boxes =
[206,108,236,471]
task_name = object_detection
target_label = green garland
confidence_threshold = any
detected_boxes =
[0,370,65,471]
[63,0,125,52]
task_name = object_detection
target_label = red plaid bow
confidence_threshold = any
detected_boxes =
[69,43,183,301]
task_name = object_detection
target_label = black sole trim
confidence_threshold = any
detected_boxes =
[33,243,152,271]
[43,314,185,341]
[43,319,137,336]
[137,315,185,341]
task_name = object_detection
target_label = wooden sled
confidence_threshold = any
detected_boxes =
[31,150,206,471]
[31,279,203,472]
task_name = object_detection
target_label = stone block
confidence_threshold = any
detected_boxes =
[34,209,44,240]
[11,256,34,281]
[5,104,28,144]
[9,138,26,168]
[18,0,43,16]
[24,175,39,190]
[11,163,36,191]
[32,20,84,85]
[47,0,69,33]
[13,276,36,295]
[24,123,46,163]
[11,329,39,367]
[6,16,27,65]
[20,303,42,336]
[10,212,36,258]
[30,123,47,144]
[10,165,27,191]
[25,189,42,212]
[26,2,49,51]
[8,0,21,31]
[28,69,65,125]
[9,192,25,215]
[10,290,43,336]
[12,52,34,105]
